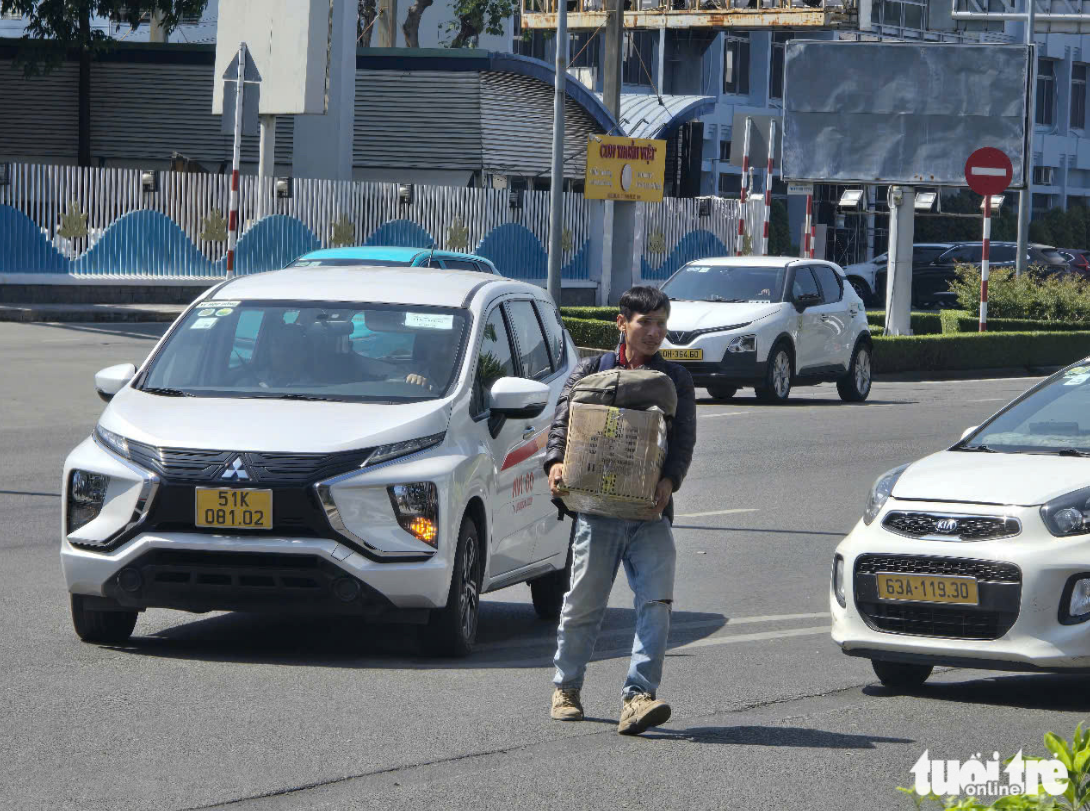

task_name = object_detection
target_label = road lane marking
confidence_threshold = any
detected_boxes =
[671,625,829,652]
[966,398,1006,402]
[675,508,758,518]
[699,411,747,418]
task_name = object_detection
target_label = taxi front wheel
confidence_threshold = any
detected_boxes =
[871,659,932,691]
[420,515,481,657]
[70,594,137,645]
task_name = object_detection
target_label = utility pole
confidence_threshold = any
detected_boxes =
[885,186,915,336]
[1015,0,1037,277]
[602,0,634,304]
[257,116,276,219]
[546,0,568,307]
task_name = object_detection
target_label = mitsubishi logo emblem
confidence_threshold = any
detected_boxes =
[221,456,250,480]
[935,518,959,534]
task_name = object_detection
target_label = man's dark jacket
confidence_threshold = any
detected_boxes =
[543,348,697,523]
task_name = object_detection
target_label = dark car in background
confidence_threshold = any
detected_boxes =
[1060,249,1090,279]
[875,242,1070,308]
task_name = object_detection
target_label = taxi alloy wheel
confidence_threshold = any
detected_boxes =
[871,659,932,691]
[70,594,138,645]
[421,515,481,657]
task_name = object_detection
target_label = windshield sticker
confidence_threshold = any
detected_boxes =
[197,308,215,317]
[1065,374,1090,387]
[214,308,234,317]
[190,317,219,330]
[405,312,454,330]
[201,300,240,309]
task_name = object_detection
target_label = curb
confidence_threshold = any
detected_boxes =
[0,305,183,323]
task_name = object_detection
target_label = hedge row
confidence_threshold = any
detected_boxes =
[938,309,1090,334]
[871,331,1090,373]
[865,311,943,335]
[564,317,619,350]
[559,306,618,322]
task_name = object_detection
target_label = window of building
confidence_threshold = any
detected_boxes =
[570,31,600,69]
[769,33,793,100]
[719,139,731,161]
[622,31,655,86]
[723,32,750,95]
[513,14,548,62]
[1037,59,1056,126]
[872,0,925,29]
[1033,192,1055,213]
[718,173,741,197]
[1033,165,1055,186]
[1073,64,1087,130]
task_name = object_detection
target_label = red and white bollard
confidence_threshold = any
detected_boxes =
[802,193,813,259]
[762,120,775,256]
[226,43,246,279]
[736,116,752,256]
[979,195,992,332]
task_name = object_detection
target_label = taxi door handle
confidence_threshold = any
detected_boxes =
[523,425,537,439]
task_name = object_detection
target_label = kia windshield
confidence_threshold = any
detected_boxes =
[955,363,1090,455]
[662,264,787,303]
[137,300,469,403]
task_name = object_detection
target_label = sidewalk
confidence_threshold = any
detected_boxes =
[0,303,185,323]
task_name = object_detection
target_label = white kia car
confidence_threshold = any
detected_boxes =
[61,266,579,656]
[832,359,1090,687]
[657,257,873,403]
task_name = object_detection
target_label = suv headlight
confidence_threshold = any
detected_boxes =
[67,470,110,533]
[365,432,445,468]
[726,334,757,354]
[94,425,131,459]
[388,483,439,547]
[1041,487,1090,537]
[863,464,910,525]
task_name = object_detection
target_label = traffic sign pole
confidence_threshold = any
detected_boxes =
[227,43,245,279]
[980,195,992,332]
[803,193,812,259]
[762,119,775,256]
[737,117,752,256]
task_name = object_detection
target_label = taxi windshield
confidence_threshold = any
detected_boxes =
[137,300,470,403]
[957,363,1090,456]
[661,265,787,303]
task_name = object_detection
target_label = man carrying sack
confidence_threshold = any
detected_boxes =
[544,285,696,735]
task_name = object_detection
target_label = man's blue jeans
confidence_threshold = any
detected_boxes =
[553,513,676,698]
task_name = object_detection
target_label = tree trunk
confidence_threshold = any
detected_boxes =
[401,0,433,48]
[358,0,378,46]
[78,5,91,167]
[450,16,480,48]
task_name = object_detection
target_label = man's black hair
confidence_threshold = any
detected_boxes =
[618,285,671,321]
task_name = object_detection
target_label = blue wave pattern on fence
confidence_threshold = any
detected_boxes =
[222,215,322,275]
[641,230,729,282]
[474,222,589,281]
[72,210,211,276]
[364,219,434,249]
[0,206,68,273]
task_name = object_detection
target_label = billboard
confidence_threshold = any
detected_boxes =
[782,42,1030,188]
[584,135,667,203]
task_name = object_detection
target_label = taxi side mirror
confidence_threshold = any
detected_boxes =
[489,377,549,419]
[94,363,137,402]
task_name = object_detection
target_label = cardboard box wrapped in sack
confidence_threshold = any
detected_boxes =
[559,368,677,521]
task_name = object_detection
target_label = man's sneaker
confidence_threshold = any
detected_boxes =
[550,688,584,721]
[617,692,671,735]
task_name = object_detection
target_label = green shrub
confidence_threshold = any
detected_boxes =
[562,316,618,349]
[940,309,1090,334]
[950,265,1090,322]
[866,311,944,335]
[559,307,619,322]
[873,331,1090,374]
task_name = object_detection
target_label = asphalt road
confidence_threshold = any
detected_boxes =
[1,321,1085,811]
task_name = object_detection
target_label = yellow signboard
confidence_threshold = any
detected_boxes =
[584,135,667,203]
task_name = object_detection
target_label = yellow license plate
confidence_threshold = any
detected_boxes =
[876,573,979,605]
[660,348,703,361]
[195,488,273,529]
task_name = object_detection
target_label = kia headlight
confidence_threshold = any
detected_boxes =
[1041,486,1090,538]
[388,483,439,547]
[832,555,846,608]
[67,469,110,533]
[94,424,131,459]
[726,334,757,354]
[365,432,445,468]
[863,464,910,525]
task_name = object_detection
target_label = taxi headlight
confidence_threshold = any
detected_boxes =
[94,425,131,459]
[388,483,439,547]
[1041,487,1090,538]
[863,464,910,525]
[67,469,110,533]
[366,432,445,468]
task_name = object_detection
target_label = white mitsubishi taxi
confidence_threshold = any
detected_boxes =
[61,266,578,656]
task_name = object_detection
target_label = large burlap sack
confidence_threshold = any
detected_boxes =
[569,368,677,417]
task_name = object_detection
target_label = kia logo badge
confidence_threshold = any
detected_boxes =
[935,518,959,534]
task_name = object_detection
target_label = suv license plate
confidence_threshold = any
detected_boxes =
[660,348,703,361]
[876,573,978,605]
[195,488,273,530]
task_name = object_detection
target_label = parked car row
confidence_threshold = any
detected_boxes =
[845,241,1081,308]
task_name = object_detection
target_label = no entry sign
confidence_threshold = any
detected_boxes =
[965,148,1013,196]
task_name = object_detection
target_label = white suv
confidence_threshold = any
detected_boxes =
[61,266,578,656]
[657,257,873,403]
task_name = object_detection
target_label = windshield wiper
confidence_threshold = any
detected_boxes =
[704,296,746,303]
[140,386,194,397]
[1044,448,1090,458]
[951,444,1000,453]
[267,393,344,402]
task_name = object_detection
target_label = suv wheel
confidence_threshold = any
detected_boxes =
[70,594,138,644]
[837,342,872,402]
[755,344,792,403]
[421,515,481,657]
[529,525,573,621]
[847,277,871,304]
[705,383,738,401]
[871,659,933,690]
